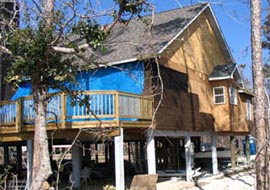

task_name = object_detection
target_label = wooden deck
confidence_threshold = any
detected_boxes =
[0,90,153,139]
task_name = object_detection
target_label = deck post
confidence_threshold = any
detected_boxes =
[105,143,109,166]
[15,98,23,132]
[114,128,125,190]
[115,92,120,126]
[61,93,66,128]
[245,135,250,163]
[230,136,237,168]
[95,143,99,163]
[146,129,156,174]
[72,144,82,189]
[135,141,139,170]
[185,136,192,181]
[4,144,9,166]
[128,142,131,165]
[26,140,33,190]
[16,145,22,173]
[211,135,219,175]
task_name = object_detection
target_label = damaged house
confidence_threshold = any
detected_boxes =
[0,3,253,190]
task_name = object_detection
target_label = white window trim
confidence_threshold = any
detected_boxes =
[229,87,238,105]
[213,86,225,105]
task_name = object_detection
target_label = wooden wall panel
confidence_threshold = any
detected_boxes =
[153,65,214,131]
[152,12,250,133]
[210,80,230,131]
[155,12,227,131]
[160,12,226,75]
[210,80,250,133]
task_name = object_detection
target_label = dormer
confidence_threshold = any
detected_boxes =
[208,64,244,107]
[208,64,244,87]
[208,63,253,132]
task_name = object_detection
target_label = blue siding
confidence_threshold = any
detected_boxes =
[11,62,144,100]
[76,61,144,93]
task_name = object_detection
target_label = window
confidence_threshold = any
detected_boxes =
[229,87,237,105]
[213,86,225,104]
[246,99,252,120]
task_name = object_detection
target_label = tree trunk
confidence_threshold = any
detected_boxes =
[43,0,55,27]
[250,0,269,189]
[32,85,52,190]
[31,0,55,188]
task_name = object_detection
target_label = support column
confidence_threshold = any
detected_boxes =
[26,140,33,190]
[114,128,125,190]
[146,129,156,174]
[211,135,219,175]
[185,136,192,181]
[109,142,114,171]
[4,145,9,166]
[16,145,22,174]
[83,143,91,167]
[139,141,145,172]
[105,143,108,166]
[245,135,250,164]
[95,143,99,163]
[128,142,131,165]
[72,144,82,189]
[135,141,139,170]
[230,136,236,168]
[48,141,53,164]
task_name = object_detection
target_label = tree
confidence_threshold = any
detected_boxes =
[250,0,269,189]
[0,0,151,189]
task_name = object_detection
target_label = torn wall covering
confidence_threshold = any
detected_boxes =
[11,62,145,100]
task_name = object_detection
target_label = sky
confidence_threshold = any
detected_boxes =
[148,0,269,85]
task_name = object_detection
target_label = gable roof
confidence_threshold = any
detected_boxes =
[82,3,234,66]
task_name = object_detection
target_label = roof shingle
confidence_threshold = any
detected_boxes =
[88,3,209,65]
[209,64,237,80]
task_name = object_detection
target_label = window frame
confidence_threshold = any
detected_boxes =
[213,86,225,105]
[229,86,238,105]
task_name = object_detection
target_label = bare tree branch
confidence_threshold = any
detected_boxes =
[52,44,91,54]
[0,45,12,55]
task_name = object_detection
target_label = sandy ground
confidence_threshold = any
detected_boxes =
[157,167,256,190]
[186,170,255,190]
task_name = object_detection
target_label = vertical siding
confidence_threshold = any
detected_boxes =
[155,13,249,133]
[156,13,226,131]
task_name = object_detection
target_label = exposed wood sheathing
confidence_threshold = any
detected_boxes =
[155,13,249,133]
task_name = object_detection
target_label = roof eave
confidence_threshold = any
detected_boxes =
[209,76,232,81]
[238,89,254,97]
[105,53,157,66]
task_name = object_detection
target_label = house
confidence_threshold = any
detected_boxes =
[0,3,253,190]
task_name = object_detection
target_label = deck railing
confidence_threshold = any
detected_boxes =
[0,91,153,133]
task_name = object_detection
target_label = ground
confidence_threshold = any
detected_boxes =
[157,166,255,190]
[186,169,255,190]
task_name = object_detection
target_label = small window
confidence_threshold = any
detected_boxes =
[246,99,252,120]
[213,86,225,104]
[229,87,238,105]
